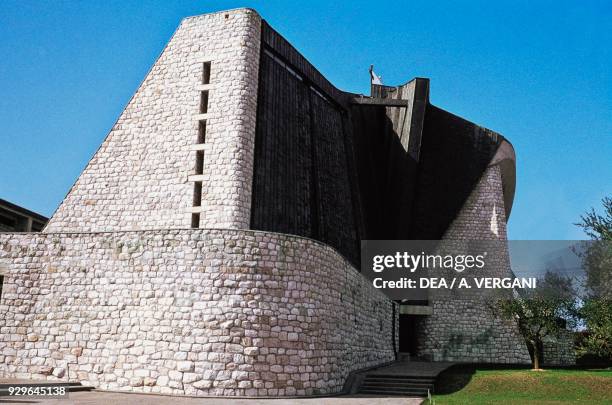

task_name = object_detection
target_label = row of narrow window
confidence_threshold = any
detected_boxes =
[191,61,211,228]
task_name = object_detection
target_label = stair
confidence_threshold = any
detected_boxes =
[65,383,95,392]
[357,374,435,397]
[397,352,412,362]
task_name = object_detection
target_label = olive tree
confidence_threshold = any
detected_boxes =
[497,272,578,370]
[575,196,612,360]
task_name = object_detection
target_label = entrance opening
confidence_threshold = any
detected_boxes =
[399,314,420,355]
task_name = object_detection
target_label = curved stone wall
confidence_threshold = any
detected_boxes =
[0,229,396,396]
[416,165,531,364]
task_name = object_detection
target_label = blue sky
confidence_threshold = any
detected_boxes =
[0,1,610,239]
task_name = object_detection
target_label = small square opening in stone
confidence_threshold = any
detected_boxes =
[191,213,200,228]
[202,62,211,84]
[197,120,207,144]
[193,182,202,207]
[199,91,209,114]
[195,151,204,175]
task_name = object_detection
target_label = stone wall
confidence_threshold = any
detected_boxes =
[45,8,261,232]
[416,165,532,364]
[443,165,508,241]
[543,331,576,366]
[0,229,396,396]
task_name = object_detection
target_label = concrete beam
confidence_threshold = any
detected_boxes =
[188,143,208,151]
[193,113,212,121]
[399,304,433,316]
[187,174,205,182]
[351,97,410,107]
[196,84,215,91]
[185,206,205,214]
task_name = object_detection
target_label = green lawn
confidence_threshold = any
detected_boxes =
[428,368,612,404]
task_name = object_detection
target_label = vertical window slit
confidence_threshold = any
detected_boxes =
[193,182,202,207]
[198,120,206,144]
[200,91,209,114]
[191,213,200,228]
[202,62,211,84]
[195,151,204,175]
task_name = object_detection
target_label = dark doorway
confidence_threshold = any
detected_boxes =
[399,314,420,355]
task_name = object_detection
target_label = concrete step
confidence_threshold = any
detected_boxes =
[358,373,435,397]
[66,384,94,392]
[362,379,435,385]
[359,388,430,396]
[361,382,433,388]
[364,373,435,379]
[364,376,435,382]
[351,360,454,397]
[397,352,412,362]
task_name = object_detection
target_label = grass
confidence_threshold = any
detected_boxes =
[428,367,612,404]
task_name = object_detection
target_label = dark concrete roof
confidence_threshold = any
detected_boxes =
[0,199,48,222]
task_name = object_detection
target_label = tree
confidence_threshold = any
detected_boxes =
[576,197,612,242]
[579,299,612,359]
[497,271,578,370]
[575,196,612,360]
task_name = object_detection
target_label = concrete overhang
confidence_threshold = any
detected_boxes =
[399,304,434,316]
[488,139,517,219]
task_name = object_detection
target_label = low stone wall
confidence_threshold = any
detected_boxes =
[543,331,576,366]
[416,300,531,364]
[0,229,396,396]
